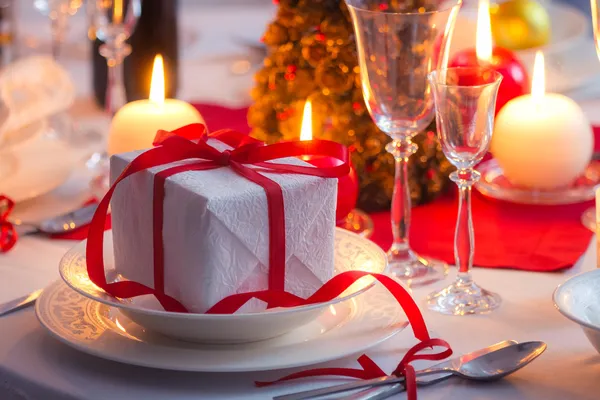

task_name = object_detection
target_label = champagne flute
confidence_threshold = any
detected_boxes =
[427,67,503,315]
[345,0,461,286]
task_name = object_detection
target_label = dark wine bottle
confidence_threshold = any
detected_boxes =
[92,0,179,107]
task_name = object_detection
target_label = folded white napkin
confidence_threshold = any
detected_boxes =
[0,55,75,147]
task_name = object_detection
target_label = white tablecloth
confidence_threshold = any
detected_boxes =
[3,1,600,399]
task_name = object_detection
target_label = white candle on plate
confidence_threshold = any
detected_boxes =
[492,51,593,190]
[107,54,204,156]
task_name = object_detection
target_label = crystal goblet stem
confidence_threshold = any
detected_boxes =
[453,169,478,276]
[386,138,418,266]
[100,41,130,115]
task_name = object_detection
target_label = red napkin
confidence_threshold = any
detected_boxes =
[53,103,595,273]
[370,193,593,272]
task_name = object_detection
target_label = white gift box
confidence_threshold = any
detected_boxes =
[110,139,337,313]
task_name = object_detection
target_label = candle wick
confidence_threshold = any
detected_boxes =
[151,98,165,108]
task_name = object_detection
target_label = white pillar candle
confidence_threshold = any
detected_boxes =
[492,52,593,190]
[107,55,204,156]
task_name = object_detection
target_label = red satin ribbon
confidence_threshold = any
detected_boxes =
[256,338,452,400]
[85,123,453,398]
[0,195,17,252]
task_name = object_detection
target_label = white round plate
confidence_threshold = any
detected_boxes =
[36,280,408,372]
[59,228,388,343]
[554,269,600,354]
[0,135,75,203]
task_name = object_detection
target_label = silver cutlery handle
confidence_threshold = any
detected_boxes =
[350,374,454,400]
[343,383,405,400]
[273,376,403,400]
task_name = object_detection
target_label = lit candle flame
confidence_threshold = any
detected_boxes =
[300,100,312,141]
[476,0,493,65]
[149,54,165,106]
[531,51,545,103]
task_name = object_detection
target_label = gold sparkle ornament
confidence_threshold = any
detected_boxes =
[490,0,551,50]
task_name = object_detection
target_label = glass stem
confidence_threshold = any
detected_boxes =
[105,56,126,115]
[50,13,67,60]
[452,169,480,284]
[387,139,418,260]
[100,40,130,115]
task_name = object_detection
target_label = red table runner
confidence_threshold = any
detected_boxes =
[54,103,594,272]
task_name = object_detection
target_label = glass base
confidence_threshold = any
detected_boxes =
[386,250,447,287]
[427,278,501,315]
[337,209,374,238]
[581,207,596,232]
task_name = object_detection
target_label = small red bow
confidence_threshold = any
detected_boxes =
[0,195,17,252]
[256,337,452,400]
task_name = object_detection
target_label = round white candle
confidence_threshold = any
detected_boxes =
[107,54,204,156]
[491,52,593,190]
[108,100,204,155]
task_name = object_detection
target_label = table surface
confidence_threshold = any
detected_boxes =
[3,2,600,400]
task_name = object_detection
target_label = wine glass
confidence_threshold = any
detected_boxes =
[427,67,503,315]
[33,0,83,59]
[92,0,141,115]
[345,0,461,286]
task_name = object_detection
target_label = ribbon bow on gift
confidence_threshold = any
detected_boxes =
[0,195,17,252]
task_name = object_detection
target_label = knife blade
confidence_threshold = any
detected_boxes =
[0,289,43,317]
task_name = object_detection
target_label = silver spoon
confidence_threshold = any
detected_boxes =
[275,341,546,400]
[9,203,98,236]
[346,339,518,400]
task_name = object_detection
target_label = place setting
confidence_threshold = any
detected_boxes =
[3,0,600,399]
